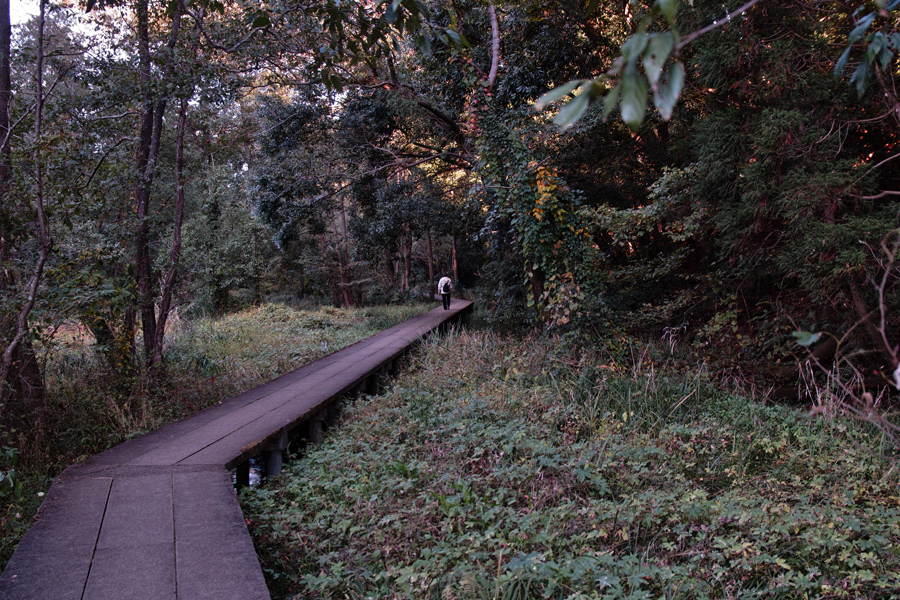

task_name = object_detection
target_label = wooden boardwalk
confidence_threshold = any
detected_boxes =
[0,300,472,600]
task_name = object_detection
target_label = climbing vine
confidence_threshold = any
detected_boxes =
[464,81,593,324]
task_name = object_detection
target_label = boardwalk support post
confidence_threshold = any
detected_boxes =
[309,408,326,445]
[326,401,340,429]
[264,430,289,477]
[236,461,251,489]
[366,373,379,396]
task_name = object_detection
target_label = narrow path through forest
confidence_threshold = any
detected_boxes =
[0,299,472,600]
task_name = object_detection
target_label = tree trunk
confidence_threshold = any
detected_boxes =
[134,0,181,368]
[0,0,9,192]
[0,338,45,449]
[384,261,396,288]
[85,316,135,387]
[296,261,305,298]
[528,261,545,316]
[398,237,407,292]
[426,228,435,299]
[402,223,411,294]
[339,194,353,307]
[451,230,459,283]
[151,97,190,373]
[488,4,500,90]
[330,209,352,308]
[133,0,157,361]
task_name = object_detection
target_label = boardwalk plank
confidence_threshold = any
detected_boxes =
[173,470,268,600]
[82,543,176,600]
[94,474,174,549]
[0,476,112,600]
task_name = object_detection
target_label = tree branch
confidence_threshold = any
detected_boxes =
[844,152,900,195]
[488,4,500,90]
[675,0,763,51]
[850,190,900,200]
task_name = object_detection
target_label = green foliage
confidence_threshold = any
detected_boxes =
[244,331,900,599]
[181,166,278,315]
[469,91,595,321]
[0,447,22,502]
[835,1,900,97]
[537,0,690,129]
[311,0,468,92]
[0,444,49,575]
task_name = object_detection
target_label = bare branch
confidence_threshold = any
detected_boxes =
[850,190,900,200]
[82,137,129,190]
[846,152,900,192]
[874,230,900,376]
[675,0,763,51]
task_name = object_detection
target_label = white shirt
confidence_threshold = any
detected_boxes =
[438,276,452,294]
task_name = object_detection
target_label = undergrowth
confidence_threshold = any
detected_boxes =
[243,329,900,600]
[1,301,430,569]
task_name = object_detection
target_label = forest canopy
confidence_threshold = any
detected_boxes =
[1,0,898,444]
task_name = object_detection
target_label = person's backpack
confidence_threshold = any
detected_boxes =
[441,281,450,294]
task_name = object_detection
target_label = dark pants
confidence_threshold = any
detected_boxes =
[441,293,451,310]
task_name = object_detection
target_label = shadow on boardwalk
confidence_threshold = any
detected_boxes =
[0,300,472,600]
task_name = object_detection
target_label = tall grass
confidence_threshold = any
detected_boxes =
[243,329,900,600]
[1,301,431,569]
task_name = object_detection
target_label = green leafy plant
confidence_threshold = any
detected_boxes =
[0,446,22,502]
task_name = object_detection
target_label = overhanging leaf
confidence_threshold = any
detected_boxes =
[834,45,853,78]
[652,61,684,120]
[602,83,621,120]
[536,80,584,110]
[643,33,673,87]
[384,0,401,24]
[851,59,870,97]
[848,13,875,44]
[252,12,270,29]
[866,33,884,63]
[656,0,677,26]
[554,92,591,129]
[620,66,648,131]
[621,30,649,66]
[418,33,432,56]
[442,28,468,48]
[400,0,421,17]
[878,46,894,69]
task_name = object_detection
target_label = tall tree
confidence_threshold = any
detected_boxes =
[0,0,53,441]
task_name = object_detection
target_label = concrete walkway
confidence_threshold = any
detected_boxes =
[0,300,472,600]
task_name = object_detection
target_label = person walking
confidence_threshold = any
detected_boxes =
[438,275,452,310]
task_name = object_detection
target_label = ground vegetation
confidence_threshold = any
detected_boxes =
[244,327,900,599]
